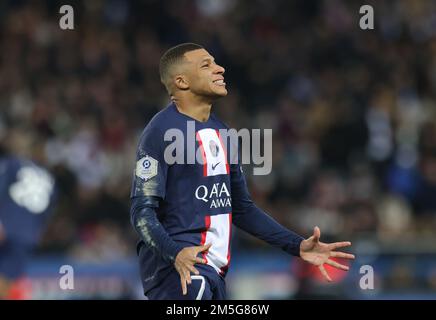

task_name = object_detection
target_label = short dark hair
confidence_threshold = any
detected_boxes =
[159,43,203,93]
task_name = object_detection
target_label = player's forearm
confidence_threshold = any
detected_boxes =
[232,204,304,257]
[130,196,184,264]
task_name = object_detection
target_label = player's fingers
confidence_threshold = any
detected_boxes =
[186,270,192,285]
[197,243,212,252]
[325,259,349,271]
[195,257,207,264]
[180,273,187,295]
[329,241,351,250]
[330,251,355,259]
[188,265,200,275]
[319,265,332,282]
[313,226,321,242]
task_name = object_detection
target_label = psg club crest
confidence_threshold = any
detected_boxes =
[209,140,220,157]
[135,155,158,181]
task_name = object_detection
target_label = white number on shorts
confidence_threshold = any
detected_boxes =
[191,275,206,300]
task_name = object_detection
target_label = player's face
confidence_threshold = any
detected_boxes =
[183,49,227,98]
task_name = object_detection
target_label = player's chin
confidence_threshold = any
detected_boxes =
[212,86,228,97]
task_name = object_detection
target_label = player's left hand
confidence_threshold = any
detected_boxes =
[299,226,355,282]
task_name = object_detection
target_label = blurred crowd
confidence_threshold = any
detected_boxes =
[1,0,436,262]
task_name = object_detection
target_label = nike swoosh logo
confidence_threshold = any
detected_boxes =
[212,162,220,170]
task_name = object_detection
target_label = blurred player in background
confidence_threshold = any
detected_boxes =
[130,43,355,300]
[0,123,57,299]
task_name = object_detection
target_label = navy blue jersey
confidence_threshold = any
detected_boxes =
[131,103,304,294]
[0,156,56,279]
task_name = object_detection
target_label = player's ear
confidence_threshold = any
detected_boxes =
[174,75,189,90]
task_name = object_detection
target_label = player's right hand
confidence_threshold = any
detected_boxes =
[174,243,211,295]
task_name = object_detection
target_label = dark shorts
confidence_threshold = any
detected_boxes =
[145,264,226,300]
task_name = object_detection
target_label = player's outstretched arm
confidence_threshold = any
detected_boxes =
[230,163,305,256]
[299,226,355,282]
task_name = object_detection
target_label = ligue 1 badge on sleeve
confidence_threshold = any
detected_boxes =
[136,155,158,181]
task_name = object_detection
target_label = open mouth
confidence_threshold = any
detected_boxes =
[213,79,226,86]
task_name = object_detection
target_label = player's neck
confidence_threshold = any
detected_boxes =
[173,96,212,122]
